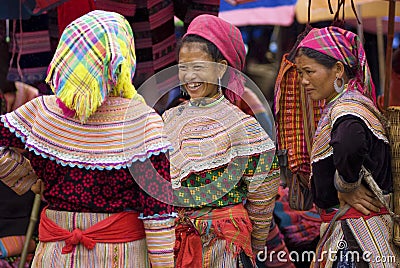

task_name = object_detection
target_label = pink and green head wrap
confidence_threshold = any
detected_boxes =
[297,26,376,103]
[46,10,144,123]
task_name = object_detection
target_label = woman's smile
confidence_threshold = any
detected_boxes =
[185,82,203,92]
[178,42,220,99]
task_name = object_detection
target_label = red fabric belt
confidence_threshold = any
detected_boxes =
[39,207,145,254]
[320,206,389,223]
[174,203,253,268]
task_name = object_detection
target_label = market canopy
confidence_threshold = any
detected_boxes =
[219,0,297,26]
[296,0,400,24]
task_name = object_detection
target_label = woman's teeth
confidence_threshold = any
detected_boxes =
[187,82,201,89]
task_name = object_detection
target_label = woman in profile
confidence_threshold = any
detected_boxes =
[295,26,399,267]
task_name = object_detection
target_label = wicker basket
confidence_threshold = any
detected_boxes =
[386,106,400,247]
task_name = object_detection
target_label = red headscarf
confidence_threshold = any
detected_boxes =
[183,14,246,101]
[297,26,376,103]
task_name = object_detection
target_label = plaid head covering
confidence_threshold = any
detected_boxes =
[184,14,246,101]
[297,26,376,103]
[46,10,144,123]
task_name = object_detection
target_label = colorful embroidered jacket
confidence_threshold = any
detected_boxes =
[162,96,280,254]
[310,90,392,209]
[0,95,176,267]
[0,96,173,213]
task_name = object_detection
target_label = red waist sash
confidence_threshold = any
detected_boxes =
[174,203,253,268]
[39,208,145,254]
[320,206,389,223]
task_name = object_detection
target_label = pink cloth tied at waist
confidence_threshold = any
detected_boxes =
[38,207,145,254]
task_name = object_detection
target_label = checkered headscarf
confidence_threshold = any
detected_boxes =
[46,10,144,123]
[297,26,376,103]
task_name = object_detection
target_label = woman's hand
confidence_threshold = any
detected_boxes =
[3,91,16,112]
[3,82,39,113]
[31,179,44,196]
[338,184,383,215]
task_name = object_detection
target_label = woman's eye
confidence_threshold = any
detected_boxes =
[178,65,187,71]
[193,65,204,71]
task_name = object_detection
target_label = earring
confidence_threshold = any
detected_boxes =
[180,85,188,96]
[334,77,345,93]
[218,77,222,93]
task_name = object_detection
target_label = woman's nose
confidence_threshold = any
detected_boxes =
[183,70,197,81]
[300,76,310,86]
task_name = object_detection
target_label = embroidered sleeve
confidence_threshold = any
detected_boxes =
[142,217,176,268]
[243,154,280,254]
[330,115,369,184]
[137,153,176,267]
[0,147,37,195]
[0,120,37,195]
[139,153,175,217]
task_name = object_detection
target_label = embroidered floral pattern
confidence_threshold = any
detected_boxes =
[2,126,173,215]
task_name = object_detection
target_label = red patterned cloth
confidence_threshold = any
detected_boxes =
[274,53,323,176]
[174,223,202,268]
[175,203,253,267]
[57,0,95,34]
[319,207,389,223]
[39,208,145,254]
[273,187,321,249]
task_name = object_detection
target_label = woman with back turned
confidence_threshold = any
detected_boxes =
[0,11,176,267]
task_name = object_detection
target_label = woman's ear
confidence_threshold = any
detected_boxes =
[335,61,345,78]
[217,59,228,78]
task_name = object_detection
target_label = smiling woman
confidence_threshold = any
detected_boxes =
[178,41,226,99]
[162,14,280,267]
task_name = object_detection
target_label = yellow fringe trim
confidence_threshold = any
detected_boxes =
[46,41,145,123]
[111,39,145,104]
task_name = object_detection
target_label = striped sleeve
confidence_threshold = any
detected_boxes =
[0,116,37,195]
[0,147,37,195]
[244,154,280,253]
[143,217,176,268]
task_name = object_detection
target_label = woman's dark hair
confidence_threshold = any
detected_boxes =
[177,34,230,86]
[177,34,225,63]
[296,47,356,79]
